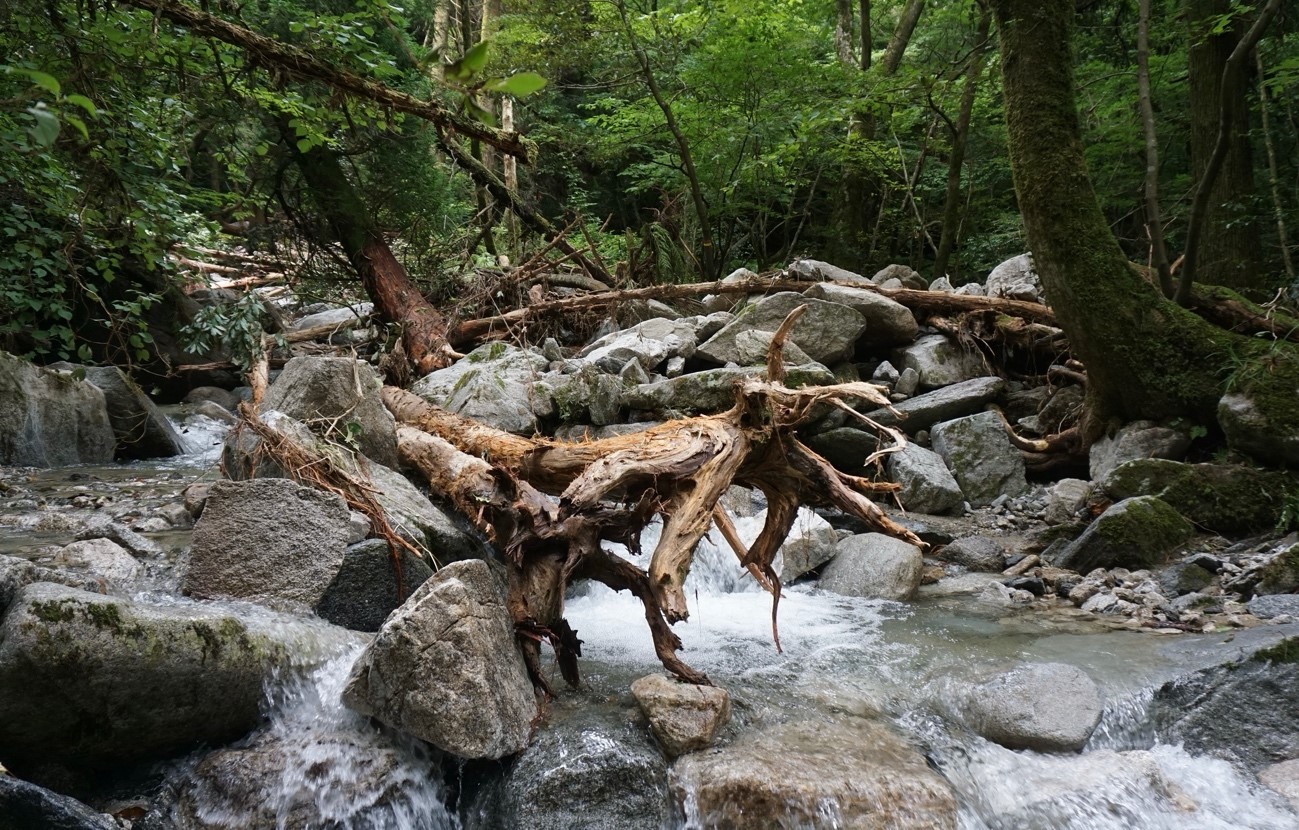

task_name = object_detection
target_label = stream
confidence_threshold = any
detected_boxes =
[2,416,1298,829]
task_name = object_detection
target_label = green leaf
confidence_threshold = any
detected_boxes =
[15,68,61,95]
[64,94,97,117]
[296,138,313,153]
[25,105,60,147]
[64,115,89,141]
[448,40,490,82]
[484,72,547,97]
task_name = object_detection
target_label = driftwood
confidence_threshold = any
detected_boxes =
[384,308,919,687]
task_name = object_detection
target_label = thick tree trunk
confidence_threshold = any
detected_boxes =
[835,0,855,67]
[989,0,1233,427]
[1185,0,1263,293]
[1137,0,1173,298]
[289,142,453,373]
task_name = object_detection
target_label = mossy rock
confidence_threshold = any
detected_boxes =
[1050,496,1193,573]
[1102,458,1298,534]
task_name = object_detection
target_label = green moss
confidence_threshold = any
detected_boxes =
[1252,638,1299,665]
[467,342,509,363]
[1104,459,1299,534]
[30,598,126,632]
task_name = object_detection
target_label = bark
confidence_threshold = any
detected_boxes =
[1137,0,1173,298]
[880,0,925,74]
[988,0,1235,426]
[836,0,856,67]
[860,0,872,71]
[1255,49,1295,280]
[1184,0,1264,292]
[932,7,991,282]
[289,141,453,374]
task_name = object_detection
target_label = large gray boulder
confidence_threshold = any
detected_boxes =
[314,539,435,632]
[411,342,549,435]
[1050,496,1193,573]
[894,335,986,390]
[261,356,398,469]
[819,533,924,601]
[53,364,184,459]
[0,351,115,466]
[984,253,1044,303]
[0,582,335,772]
[802,426,878,474]
[1102,458,1297,535]
[1088,420,1191,481]
[788,258,871,284]
[343,559,536,760]
[697,292,866,366]
[802,283,919,347]
[49,538,143,590]
[290,302,373,331]
[462,701,670,830]
[672,719,956,829]
[956,663,1103,752]
[939,536,1007,572]
[182,478,352,607]
[772,508,841,580]
[931,411,1028,506]
[864,377,1006,433]
[1218,390,1299,467]
[630,673,731,758]
[887,444,964,515]
[0,776,116,830]
[578,317,697,373]
[624,364,834,415]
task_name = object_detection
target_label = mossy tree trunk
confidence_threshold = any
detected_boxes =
[988,0,1236,428]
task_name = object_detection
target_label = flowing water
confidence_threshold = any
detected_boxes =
[4,418,1299,828]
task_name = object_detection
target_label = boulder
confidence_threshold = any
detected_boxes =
[578,317,697,373]
[1151,636,1299,772]
[260,356,399,469]
[872,263,929,290]
[625,364,834,416]
[1051,496,1193,573]
[772,508,840,580]
[1259,759,1299,811]
[411,342,550,435]
[819,533,924,601]
[939,536,1007,572]
[803,426,879,474]
[183,478,352,608]
[894,335,986,390]
[957,663,1102,752]
[887,444,965,515]
[1089,420,1191,481]
[461,701,670,830]
[719,329,816,367]
[0,582,332,772]
[0,351,115,466]
[1043,478,1091,524]
[802,283,919,347]
[74,514,163,558]
[184,385,240,412]
[1101,458,1297,535]
[314,539,435,632]
[630,674,731,758]
[546,364,626,426]
[863,377,1006,434]
[697,292,866,366]
[984,253,1044,303]
[931,411,1028,507]
[1219,390,1299,467]
[702,267,761,312]
[290,302,373,331]
[0,775,116,830]
[672,719,956,829]
[55,364,183,460]
[1248,594,1299,619]
[342,560,536,760]
[49,538,143,588]
[788,259,871,284]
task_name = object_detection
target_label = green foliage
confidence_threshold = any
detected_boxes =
[181,292,278,373]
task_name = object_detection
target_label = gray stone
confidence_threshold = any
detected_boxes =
[462,701,669,830]
[183,478,352,607]
[1051,496,1194,573]
[887,444,964,515]
[697,292,866,366]
[549,364,625,426]
[702,267,761,312]
[819,533,924,601]
[0,351,115,467]
[291,302,373,331]
[772,508,840,580]
[984,253,1044,303]
[1044,478,1091,524]
[1151,635,1299,772]
[929,276,955,292]
[1259,759,1299,811]
[803,427,879,474]
[1248,594,1299,620]
[895,366,921,397]
[872,360,900,384]
[624,364,834,416]
[1089,420,1191,481]
[788,259,871,284]
[261,356,398,469]
[931,412,1028,507]
[802,283,919,347]
[630,674,730,758]
[724,329,815,367]
[74,514,163,558]
[953,282,986,296]
[864,377,1005,434]
[343,559,536,760]
[411,343,549,435]
[672,719,956,830]
[0,582,332,771]
[314,539,435,632]
[959,663,1102,752]
[578,317,698,373]
[184,385,240,412]
[940,536,1007,572]
[1101,458,1294,535]
[0,775,116,830]
[872,263,928,290]
[1219,390,1299,467]
[57,364,184,460]
[894,335,986,390]
[50,538,143,588]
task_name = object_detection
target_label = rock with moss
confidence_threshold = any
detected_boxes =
[894,335,987,391]
[1050,496,1193,573]
[802,283,919,347]
[260,356,399,469]
[0,582,344,773]
[887,444,965,515]
[546,363,626,426]
[1088,420,1191,481]
[624,364,834,416]
[0,351,116,467]
[51,363,184,460]
[1101,458,1297,535]
[696,292,866,366]
[931,411,1028,507]
[411,343,549,435]
[1219,385,1299,468]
